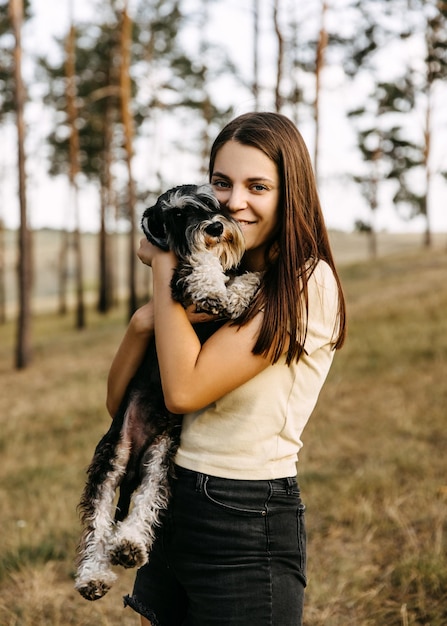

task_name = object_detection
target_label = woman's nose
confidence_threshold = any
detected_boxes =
[227,186,248,212]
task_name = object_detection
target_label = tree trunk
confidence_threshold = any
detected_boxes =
[73,203,85,329]
[252,0,260,110]
[58,228,70,315]
[98,187,110,313]
[120,3,138,319]
[288,6,300,127]
[422,83,432,248]
[273,0,284,113]
[367,188,378,260]
[65,19,86,329]
[10,0,32,369]
[0,217,6,324]
[98,93,115,313]
[314,0,328,182]
[199,0,212,177]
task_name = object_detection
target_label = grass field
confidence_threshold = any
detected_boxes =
[2,228,446,315]
[0,240,446,625]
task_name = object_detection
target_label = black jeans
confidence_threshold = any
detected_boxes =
[124,465,307,626]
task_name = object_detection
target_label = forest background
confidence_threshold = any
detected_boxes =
[1,1,447,624]
[1,0,447,367]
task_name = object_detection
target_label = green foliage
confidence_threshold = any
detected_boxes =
[342,22,379,77]
[38,0,235,200]
[345,0,447,228]
[426,8,447,83]
[354,219,372,233]
[0,0,32,118]
[40,21,123,181]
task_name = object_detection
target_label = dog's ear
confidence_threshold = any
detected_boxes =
[196,184,221,212]
[141,206,170,251]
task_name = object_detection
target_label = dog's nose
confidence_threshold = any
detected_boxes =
[204,222,224,237]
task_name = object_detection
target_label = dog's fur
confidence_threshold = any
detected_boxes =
[75,184,261,601]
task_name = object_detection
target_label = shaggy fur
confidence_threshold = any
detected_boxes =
[75,184,261,601]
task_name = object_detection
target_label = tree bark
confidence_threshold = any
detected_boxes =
[10,0,32,368]
[120,3,138,319]
[58,228,69,315]
[422,81,432,248]
[273,0,284,113]
[252,0,260,110]
[65,18,86,329]
[0,217,6,324]
[98,92,115,313]
[199,0,212,177]
[368,147,379,259]
[314,0,328,182]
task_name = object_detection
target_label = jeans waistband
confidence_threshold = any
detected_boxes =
[174,464,297,492]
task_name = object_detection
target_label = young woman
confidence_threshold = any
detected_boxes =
[107,112,346,626]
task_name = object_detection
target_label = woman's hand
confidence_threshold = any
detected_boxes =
[138,238,219,324]
[137,237,156,266]
[137,237,177,268]
[130,301,217,333]
[130,300,155,337]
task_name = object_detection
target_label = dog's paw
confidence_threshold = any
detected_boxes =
[109,539,147,569]
[194,295,228,316]
[225,272,262,318]
[75,578,113,601]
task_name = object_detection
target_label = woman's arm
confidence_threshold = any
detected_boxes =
[106,301,154,417]
[106,288,224,418]
[142,240,274,414]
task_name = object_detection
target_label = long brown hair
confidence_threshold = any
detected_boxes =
[209,111,346,365]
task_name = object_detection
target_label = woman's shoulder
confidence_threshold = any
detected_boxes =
[302,259,340,354]
[305,258,338,295]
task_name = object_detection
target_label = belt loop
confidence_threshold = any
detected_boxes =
[195,472,205,492]
[286,476,295,495]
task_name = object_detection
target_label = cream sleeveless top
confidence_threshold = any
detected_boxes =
[175,260,340,479]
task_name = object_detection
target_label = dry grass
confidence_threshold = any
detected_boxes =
[0,309,138,625]
[300,248,447,625]
[0,241,446,625]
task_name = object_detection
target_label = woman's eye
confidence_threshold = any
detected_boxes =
[252,184,268,192]
[212,180,230,189]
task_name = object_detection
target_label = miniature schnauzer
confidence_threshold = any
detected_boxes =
[75,184,261,601]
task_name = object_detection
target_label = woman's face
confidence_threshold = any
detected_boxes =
[211,140,280,271]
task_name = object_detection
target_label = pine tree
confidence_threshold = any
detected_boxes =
[9,0,32,368]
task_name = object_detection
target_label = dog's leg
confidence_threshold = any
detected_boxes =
[225,272,262,318]
[109,434,176,569]
[75,423,132,600]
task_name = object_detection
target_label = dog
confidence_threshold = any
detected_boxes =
[75,184,261,601]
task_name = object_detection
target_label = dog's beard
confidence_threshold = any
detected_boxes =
[186,218,246,271]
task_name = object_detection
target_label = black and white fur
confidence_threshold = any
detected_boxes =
[75,184,261,601]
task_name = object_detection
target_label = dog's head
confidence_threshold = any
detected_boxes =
[141,184,246,270]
